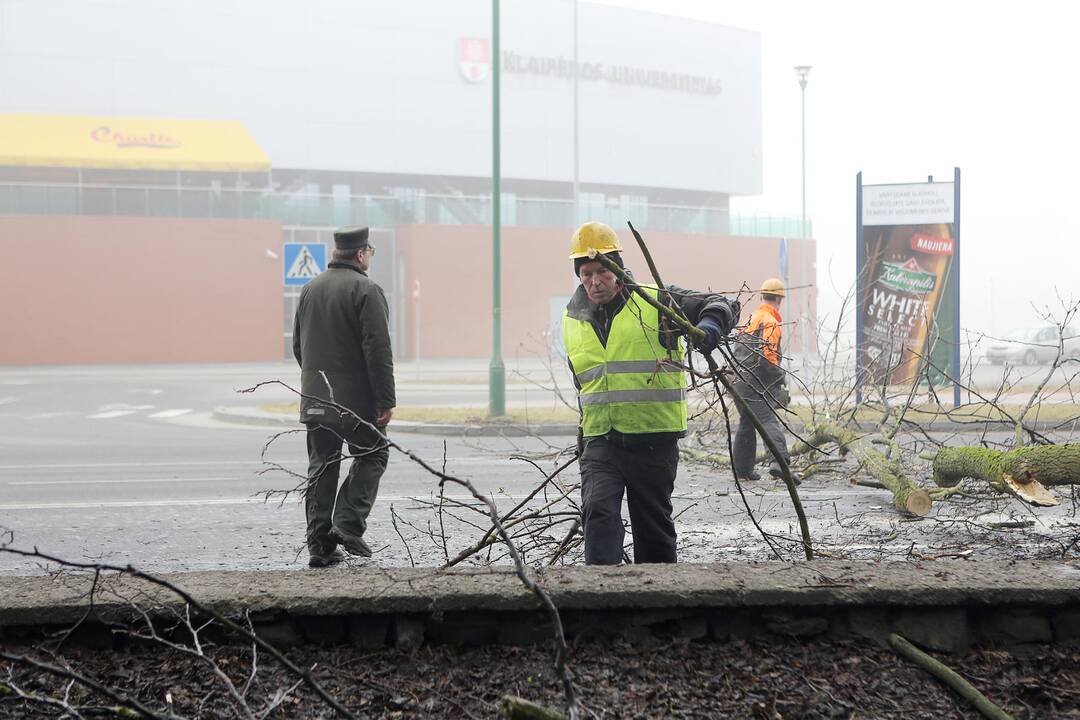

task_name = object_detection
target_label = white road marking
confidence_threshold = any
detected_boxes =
[7,476,235,486]
[0,460,286,470]
[149,409,192,418]
[0,494,473,511]
[0,498,268,510]
[86,410,137,419]
[0,457,515,471]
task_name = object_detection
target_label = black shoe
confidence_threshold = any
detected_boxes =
[308,546,344,568]
[330,527,373,558]
[769,462,802,486]
[735,470,761,482]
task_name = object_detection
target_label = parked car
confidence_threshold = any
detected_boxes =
[985,326,1080,365]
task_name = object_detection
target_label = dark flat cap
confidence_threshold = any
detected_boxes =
[333,225,370,250]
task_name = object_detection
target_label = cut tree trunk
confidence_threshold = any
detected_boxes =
[808,423,932,516]
[932,444,1080,506]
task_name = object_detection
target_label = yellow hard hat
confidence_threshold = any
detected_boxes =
[760,278,786,298]
[568,221,623,259]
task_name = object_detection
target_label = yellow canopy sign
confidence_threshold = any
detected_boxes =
[0,113,270,172]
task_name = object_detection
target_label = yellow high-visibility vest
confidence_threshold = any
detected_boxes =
[563,285,687,437]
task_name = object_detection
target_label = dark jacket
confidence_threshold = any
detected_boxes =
[731,302,785,397]
[565,273,739,446]
[293,262,396,426]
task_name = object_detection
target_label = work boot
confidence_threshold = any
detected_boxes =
[308,545,344,568]
[769,462,802,486]
[330,526,373,558]
[735,470,761,482]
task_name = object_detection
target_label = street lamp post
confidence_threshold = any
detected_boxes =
[794,65,811,369]
[489,0,505,417]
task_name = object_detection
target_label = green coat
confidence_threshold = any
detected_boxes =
[292,263,396,426]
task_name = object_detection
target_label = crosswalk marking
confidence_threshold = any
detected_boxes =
[149,408,192,418]
[87,410,137,419]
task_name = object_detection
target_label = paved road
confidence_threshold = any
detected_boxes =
[0,363,576,574]
[1,362,1075,575]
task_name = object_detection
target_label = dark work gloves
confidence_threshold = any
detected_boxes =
[694,302,737,353]
[695,315,724,353]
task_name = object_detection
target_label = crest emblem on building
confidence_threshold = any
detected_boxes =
[459,37,490,83]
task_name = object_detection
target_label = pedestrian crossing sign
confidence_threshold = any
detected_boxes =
[283,243,326,286]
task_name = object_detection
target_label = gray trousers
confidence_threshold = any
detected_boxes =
[731,387,789,478]
[305,423,389,553]
[579,436,679,565]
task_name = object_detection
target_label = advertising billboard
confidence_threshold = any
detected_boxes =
[856,170,961,401]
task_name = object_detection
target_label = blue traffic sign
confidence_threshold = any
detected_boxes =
[283,243,325,286]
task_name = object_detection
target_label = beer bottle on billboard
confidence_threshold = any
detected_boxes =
[861,222,955,385]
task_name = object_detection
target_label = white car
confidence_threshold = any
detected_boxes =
[985,326,1080,365]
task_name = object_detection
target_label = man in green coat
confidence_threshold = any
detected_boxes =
[292,225,396,567]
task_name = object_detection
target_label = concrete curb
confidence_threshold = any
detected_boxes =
[4,560,1079,625]
[212,406,579,437]
[3,561,1079,652]
[213,404,1078,437]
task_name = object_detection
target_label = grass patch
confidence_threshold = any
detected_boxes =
[259,400,1080,427]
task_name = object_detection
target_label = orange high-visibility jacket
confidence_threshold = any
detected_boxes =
[743,302,782,367]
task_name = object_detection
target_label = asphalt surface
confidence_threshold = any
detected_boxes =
[1,361,1077,576]
[0,362,584,575]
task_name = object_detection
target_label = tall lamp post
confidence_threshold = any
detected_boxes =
[489,0,505,417]
[794,65,811,368]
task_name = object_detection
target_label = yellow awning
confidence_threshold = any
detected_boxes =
[0,113,270,172]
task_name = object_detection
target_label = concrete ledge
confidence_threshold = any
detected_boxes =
[2,561,1079,652]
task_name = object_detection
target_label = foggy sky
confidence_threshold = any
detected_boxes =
[608,0,1080,342]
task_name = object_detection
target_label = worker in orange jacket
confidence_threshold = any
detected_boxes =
[731,278,797,484]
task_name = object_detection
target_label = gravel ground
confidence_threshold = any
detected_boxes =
[3,637,1079,719]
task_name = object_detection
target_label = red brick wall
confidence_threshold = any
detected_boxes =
[0,215,282,365]
[394,224,816,360]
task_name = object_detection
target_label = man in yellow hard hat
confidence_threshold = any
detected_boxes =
[563,221,740,564]
[730,278,796,483]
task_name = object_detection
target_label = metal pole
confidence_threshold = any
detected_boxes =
[489,0,506,417]
[952,167,961,409]
[572,0,579,227]
[796,66,811,370]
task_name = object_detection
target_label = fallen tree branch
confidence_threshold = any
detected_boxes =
[500,694,566,720]
[0,546,357,720]
[0,650,163,719]
[887,633,1014,720]
[802,423,932,516]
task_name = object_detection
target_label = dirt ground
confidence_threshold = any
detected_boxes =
[3,636,1079,719]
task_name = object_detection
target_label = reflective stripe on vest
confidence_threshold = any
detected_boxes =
[562,285,687,437]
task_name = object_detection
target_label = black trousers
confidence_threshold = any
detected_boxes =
[578,436,679,565]
[305,423,389,553]
[731,388,789,478]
